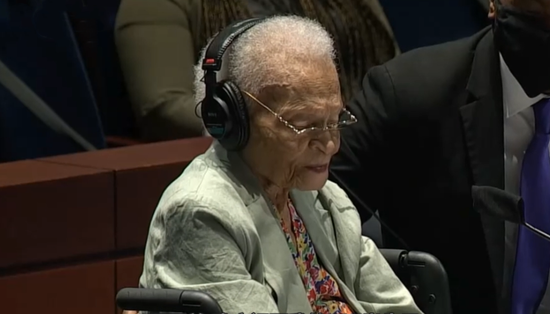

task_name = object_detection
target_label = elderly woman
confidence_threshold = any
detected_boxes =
[127,16,421,314]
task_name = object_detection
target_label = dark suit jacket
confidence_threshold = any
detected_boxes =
[330,26,506,314]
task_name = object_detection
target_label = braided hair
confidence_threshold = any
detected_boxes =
[197,0,397,102]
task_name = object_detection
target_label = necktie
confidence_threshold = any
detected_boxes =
[512,98,550,314]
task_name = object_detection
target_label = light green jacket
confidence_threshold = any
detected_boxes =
[139,141,422,314]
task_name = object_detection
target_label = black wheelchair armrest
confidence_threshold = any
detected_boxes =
[116,287,223,314]
[379,249,453,314]
[379,248,408,270]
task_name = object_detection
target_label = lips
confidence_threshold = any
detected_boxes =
[305,164,329,173]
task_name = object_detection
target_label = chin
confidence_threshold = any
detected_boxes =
[295,172,329,191]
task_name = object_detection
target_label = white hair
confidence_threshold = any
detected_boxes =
[194,15,335,113]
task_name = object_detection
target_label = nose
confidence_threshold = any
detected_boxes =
[310,130,340,155]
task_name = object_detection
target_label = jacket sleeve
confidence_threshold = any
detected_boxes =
[140,199,279,314]
[329,65,398,223]
[355,236,423,314]
[115,0,204,141]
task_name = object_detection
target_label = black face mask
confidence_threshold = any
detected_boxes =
[493,1,550,97]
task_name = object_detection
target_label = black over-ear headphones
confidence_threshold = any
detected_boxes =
[200,17,266,151]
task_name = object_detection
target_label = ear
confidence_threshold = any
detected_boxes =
[488,0,496,19]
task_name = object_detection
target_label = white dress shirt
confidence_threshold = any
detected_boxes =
[502,54,550,314]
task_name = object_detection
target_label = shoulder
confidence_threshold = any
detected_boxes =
[367,28,490,114]
[153,153,255,235]
[385,28,490,78]
[384,29,485,74]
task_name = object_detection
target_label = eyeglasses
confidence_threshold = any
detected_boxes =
[242,90,357,135]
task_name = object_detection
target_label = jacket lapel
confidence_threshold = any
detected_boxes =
[247,198,312,312]
[291,189,367,314]
[212,143,311,313]
[459,30,506,300]
[291,190,342,278]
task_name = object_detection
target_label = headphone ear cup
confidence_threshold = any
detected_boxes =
[217,81,250,150]
[201,86,233,140]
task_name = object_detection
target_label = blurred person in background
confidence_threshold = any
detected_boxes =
[330,0,550,313]
[121,15,420,314]
[114,0,398,141]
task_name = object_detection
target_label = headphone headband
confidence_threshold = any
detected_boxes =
[202,17,265,72]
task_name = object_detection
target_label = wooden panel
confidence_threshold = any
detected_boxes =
[0,261,115,314]
[116,165,187,249]
[41,137,212,250]
[0,160,115,268]
[116,256,143,290]
[40,137,212,170]
[116,256,144,314]
[115,139,211,249]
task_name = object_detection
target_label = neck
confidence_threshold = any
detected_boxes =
[240,147,290,212]
[262,181,290,212]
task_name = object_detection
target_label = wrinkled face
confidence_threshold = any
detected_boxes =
[243,59,342,191]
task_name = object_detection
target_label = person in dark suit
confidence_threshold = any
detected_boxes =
[329,0,550,314]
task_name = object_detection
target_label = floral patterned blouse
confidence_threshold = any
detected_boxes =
[277,199,354,314]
